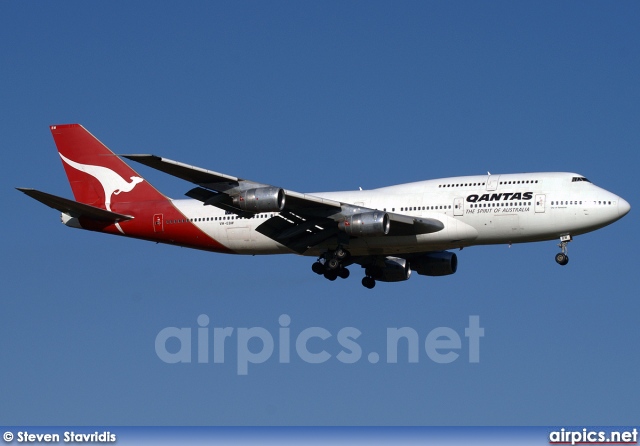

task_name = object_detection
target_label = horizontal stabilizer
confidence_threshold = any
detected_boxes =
[16,188,133,222]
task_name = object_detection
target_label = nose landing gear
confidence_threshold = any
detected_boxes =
[555,235,571,266]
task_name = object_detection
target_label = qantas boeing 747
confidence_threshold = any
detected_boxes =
[18,124,630,289]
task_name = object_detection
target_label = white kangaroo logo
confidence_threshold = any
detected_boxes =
[59,152,144,234]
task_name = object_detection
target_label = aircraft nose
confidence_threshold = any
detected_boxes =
[618,197,631,217]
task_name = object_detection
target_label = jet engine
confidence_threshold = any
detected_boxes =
[338,212,390,236]
[366,257,411,282]
[411,251,458,276]
[232,187,285,213]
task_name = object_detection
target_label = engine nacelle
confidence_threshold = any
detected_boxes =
[411,251,458,276]
[232,187,285,213]
[338,212,390,236]
[366,257,411,282]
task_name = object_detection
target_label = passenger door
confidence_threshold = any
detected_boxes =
[453,197,464,216]
[535,194,545,213]
[153,213,164,232]
[486,174,500,191]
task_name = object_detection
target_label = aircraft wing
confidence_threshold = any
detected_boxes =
[124,154,444,252]
[123,154,344,210]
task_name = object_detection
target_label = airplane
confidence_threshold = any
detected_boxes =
[17,124,631,289]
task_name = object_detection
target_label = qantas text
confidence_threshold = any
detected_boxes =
[466,192,533,203]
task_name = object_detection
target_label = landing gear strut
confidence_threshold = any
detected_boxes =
[555,235,571,266]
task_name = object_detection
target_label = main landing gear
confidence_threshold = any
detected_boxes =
[555,235,571,266]
[312,247,351,281]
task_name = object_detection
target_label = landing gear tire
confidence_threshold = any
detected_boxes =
[312,262,325,275]
[326,258,340,270]
[362,277,376,289]
[338,268,350,279]
[335,247,349,260]
[324,271,338,281]
[555,253,569,266]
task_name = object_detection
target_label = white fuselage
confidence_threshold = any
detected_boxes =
[169,172,629,256]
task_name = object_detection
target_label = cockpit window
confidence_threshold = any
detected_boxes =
[572,177,591,183]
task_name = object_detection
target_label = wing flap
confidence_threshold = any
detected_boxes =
[387,214,444,236]
[185,187,256,218]
[256,212,339,254]
[284,190,342,210]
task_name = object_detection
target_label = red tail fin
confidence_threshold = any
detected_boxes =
[50,124,166,212]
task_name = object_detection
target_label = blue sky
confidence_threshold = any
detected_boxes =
[1,1,638,426]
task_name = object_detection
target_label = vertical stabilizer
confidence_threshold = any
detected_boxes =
[50,124,166,211]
